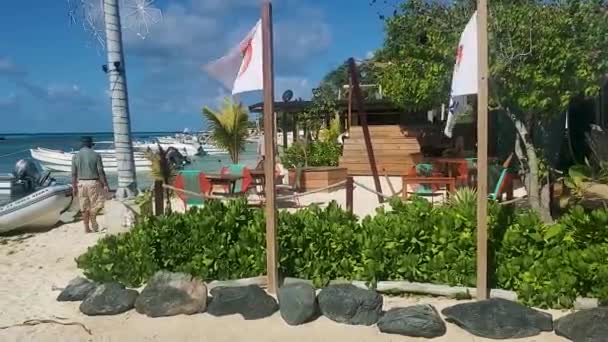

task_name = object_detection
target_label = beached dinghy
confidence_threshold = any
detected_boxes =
[0,160,73,233]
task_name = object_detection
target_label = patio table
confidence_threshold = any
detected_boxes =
[206,173,243,195]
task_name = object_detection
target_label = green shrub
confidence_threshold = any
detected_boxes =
[77,199,266,287]
[281,140,342,169]
[77,196,608,308]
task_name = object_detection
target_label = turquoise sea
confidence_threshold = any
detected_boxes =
[0,132,258,191]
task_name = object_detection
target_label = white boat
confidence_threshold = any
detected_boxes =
[0,184,73,233]
[134,141,202,157]
[30,147,152,173]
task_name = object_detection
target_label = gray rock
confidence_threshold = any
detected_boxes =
[207,285,278,320]
[574,297,599,310]
[317,284,382,326]
[442,298,553,339]
[378,305,446,338]
[555,307,608,342]
[57,277,97,302]
[135,271,208,317]
[278,283,318,325]
[79,282,139,316]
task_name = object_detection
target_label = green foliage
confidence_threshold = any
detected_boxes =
[77,195,608,308]
[76,199,266,287]
[134,191,153,219]
[281,140,342,169]
[278,202,362,287]
[318,115,342,144]
[376,0,608,117]
[202,98,250,164]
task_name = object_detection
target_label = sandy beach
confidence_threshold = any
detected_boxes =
[0,179,566,342]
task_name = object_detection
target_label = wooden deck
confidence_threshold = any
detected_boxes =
[339,125,422,176]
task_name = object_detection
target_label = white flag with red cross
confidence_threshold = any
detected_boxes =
[445,12,478,138]
[204,20,263,95]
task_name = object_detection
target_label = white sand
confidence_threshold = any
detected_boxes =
[0,181,567,342]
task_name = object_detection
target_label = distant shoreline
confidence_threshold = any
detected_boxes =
[0,131,180,136]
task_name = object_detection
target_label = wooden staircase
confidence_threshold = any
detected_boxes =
[340,125,422,176]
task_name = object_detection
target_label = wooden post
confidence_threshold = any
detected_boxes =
[348,77,353,129]
[476,0,489,300]
[348,58,384,203]
[346,176,354,213]
[262,1,279,294]
[282,112,288,148]
[153,180,164,216]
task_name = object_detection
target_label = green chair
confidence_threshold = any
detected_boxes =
[488,165,510,201]
[220,164,253,194]
[174,170,211,208]
[407,164,444,203]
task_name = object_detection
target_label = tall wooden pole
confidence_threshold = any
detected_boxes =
[262,1,279,294]
[476,0,489,300]
[348,58,384,202]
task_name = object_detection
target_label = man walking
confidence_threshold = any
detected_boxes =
[72,136,109,233]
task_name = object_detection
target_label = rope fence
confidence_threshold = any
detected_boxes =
[156,175,522,215]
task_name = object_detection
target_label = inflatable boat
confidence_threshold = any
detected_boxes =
[0,160,73,233]
[0,185,73,233]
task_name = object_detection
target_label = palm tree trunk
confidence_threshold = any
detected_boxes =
[103,0,138,198]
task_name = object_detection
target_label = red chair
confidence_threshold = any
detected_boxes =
[173,171,212,208]
[220,165,253,194]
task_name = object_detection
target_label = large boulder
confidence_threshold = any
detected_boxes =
[135,271,208,317]
[442,298,553,339]
[317,284,383,326]
[378,305,446,338]
[80,282,139,316]
[57,277,97,302]
[278,283,318,325]
[207,285,278,320]
[554,308,608,342]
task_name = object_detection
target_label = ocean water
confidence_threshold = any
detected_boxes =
[0,132,259,192]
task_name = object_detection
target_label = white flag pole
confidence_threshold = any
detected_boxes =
[476,0,489,300]
[261,1,278,294]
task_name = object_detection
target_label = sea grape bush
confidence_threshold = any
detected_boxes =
[77,197,608,308]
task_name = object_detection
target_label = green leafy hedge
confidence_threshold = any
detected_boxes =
[281,141,342,169]
[77,197,608,308]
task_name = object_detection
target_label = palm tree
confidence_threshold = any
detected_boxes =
[202,98,250,164]
[103,0,138,198]
[145,145,178,212]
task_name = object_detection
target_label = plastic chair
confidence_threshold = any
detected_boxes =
[173,170,211,209]
[220,164,253,194]
[406,164,444,203]
[276,166,302,206]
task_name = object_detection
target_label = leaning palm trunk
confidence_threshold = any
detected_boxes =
[103,0,138,198]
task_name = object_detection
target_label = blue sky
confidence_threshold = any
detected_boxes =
[0,0,389,133]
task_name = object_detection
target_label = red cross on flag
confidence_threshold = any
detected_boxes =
[204,20,263,95]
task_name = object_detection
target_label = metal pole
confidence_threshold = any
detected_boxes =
[262,1,279,294]
[103,0,138,198]
[476,0,489,300]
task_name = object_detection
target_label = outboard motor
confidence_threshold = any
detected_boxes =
[13,159,53,191]
[166,147,190,168]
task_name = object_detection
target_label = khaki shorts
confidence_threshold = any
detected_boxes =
[78,180,105,213]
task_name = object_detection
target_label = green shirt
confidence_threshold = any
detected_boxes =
[72,147,105,180]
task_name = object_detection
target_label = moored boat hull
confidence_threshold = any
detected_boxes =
[0,185,73,233]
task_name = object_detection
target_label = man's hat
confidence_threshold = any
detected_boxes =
[81,136,94,145]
